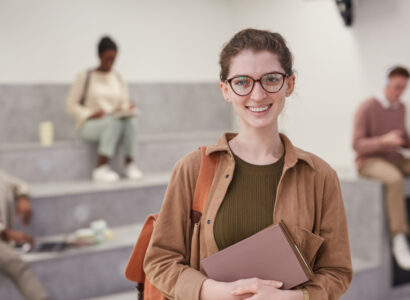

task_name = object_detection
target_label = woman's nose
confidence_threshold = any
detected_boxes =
[250,81,267,101]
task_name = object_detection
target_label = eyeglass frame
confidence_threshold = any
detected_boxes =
[225,71,289,96]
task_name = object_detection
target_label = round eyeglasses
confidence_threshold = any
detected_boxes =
[226,72,288,96]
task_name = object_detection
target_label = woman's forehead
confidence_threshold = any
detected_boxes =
[228,50,284,78]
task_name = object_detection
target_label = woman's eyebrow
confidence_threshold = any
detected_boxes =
[229,70,284,79]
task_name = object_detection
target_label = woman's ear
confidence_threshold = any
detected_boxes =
[220,81,231,102]
[285,74,295,97]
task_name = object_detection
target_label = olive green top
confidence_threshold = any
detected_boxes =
[214,152,284,250]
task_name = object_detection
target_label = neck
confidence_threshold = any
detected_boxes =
[230,121,284,165]
[96,66,110,72]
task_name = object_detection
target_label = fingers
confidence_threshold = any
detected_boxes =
[257,279,283,287]
[7,230,34,246]
[231,278,283,296]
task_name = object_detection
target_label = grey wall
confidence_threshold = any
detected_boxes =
[0,83,232,143]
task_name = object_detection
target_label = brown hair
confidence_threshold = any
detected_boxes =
[388,66,410,79]
[219,28,294,81]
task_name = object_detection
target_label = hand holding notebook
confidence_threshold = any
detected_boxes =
[201,220,313,290]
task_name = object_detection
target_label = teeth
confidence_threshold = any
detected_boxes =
[248,105,270,112]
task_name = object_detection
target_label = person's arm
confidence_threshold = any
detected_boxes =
[353,101,404,154]
[0,171,33,244]
[4,172,32,225]
[66,72,95,124]
[352,102,384,154]
[299,169,353,299]
[402,105,410,148]
[143,151,207,300]
[2,229,34,245]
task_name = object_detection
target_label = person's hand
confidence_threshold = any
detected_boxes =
[200,279,253,300]
[16,196,32,225]
[231,278,303,300]
[380,130,405,147]
[88,109,105,119]
[3,229,34,246]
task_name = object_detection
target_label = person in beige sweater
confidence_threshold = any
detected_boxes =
[66,36,142,182]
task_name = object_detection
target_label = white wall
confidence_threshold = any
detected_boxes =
[2,0,410,167]
[233,0,410,168]
[0,0,234,83]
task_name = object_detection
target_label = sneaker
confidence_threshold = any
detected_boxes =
[92,164,120,182]
[393,233,410,270]
[125,163,143,180]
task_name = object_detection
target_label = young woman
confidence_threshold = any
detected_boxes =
[66,36,142,182]
[143,29,352,300]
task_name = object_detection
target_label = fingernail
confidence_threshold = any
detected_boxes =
[276,281,283,288]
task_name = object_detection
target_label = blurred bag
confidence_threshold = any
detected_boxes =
[125,146,219,300]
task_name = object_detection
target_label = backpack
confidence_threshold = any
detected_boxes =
[124,146,220,300]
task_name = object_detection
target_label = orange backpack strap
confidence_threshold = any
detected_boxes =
[124,146,219,299]
[124,214,159,284]
[191,146,219,224]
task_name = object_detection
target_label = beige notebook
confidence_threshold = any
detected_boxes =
[201,220,313,290]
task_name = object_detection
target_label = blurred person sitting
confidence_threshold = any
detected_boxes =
[0,170,48,300]
[66,36,143,182]
[353,66,410,269]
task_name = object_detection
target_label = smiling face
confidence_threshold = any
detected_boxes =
[220,50,295,130]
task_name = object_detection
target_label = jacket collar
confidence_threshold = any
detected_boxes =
[206,132,315,170]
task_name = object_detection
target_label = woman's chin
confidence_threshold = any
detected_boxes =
[243,119,277,130]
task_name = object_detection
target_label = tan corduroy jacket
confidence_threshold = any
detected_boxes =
[143,133,352,300]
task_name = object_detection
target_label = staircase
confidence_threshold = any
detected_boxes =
[2,83,410,299]
[0,82,232,300]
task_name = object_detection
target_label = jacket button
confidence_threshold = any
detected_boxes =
[225,174,229,178]
[207,220,211,224]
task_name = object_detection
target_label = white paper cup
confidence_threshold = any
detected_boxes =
[38,121,54,146]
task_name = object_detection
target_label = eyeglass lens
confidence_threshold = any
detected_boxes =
[230,73,285,95]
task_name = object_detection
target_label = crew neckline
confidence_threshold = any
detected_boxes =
[232,152,285,175]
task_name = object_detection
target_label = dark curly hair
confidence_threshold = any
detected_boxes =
[98,36,117,55]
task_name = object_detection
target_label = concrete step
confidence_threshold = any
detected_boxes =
[0,82,231,143]
[337,169,410,299]
[0,223,142,300]
[15,172,170,237]
[0,130,224,183]
[85,290,136,300]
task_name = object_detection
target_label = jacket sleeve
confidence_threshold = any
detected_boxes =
[302,169,353,300]
[353,101,388,154]
[143,151,207,300]
[66,71,94,126]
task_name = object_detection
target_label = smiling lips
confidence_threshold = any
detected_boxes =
[246,104,272,113]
